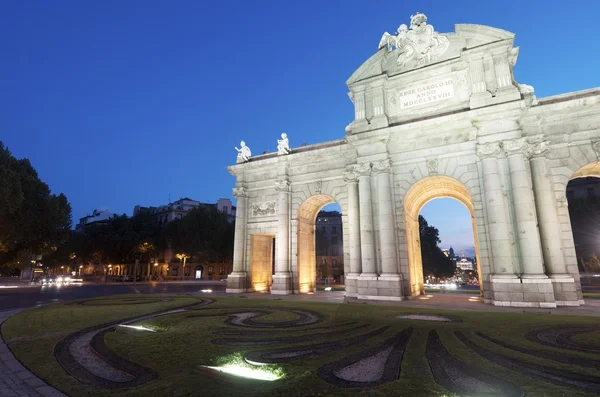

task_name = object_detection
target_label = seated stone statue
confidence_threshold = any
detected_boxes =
[277,133,290,155]
[235,141,251,163]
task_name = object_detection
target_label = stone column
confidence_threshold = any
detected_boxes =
[530,142,579,306]
[226,186,248,293]
[373,159,399,276]
[476,143,516,276]
[343,170,361,298]
[356,163,377,277]
[504,138,546,277]
[344,171,362,275]
[271,179,292,295]
[529,142,568,276]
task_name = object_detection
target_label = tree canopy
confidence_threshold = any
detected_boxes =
[48,205,235,270]
[163,206,234,263]
[419,215,455,277]
[0,142,72,267]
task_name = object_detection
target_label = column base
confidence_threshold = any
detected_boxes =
[226,272,248,294]
[345,273,360,298]
[356,274,404,301]
[549,274,583,307]
[489,274,557,308]
[270,273,293,295]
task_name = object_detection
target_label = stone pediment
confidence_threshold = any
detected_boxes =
[347,14,516,86]
[345,12,525,133]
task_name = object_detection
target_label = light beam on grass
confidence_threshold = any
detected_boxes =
[201,364,282,381]
[117,324,156,332]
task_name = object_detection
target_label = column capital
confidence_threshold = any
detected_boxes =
[476,141,504,159]
[528,140,551,159]
[274,179,290,192]
[503,137,530,157]
[232,186,248,198]
[349,162,372,177]
[372,159,392,174]
[343,170,358,183]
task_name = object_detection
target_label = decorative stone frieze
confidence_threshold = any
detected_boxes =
[251,201,276,217]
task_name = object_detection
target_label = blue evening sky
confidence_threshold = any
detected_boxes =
[2,1,599,249]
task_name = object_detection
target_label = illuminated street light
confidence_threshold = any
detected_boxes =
[176,253,190,281]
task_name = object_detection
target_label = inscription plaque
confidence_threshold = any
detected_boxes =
[399,78,454,109]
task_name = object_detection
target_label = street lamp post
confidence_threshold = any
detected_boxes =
[176,253,189,282]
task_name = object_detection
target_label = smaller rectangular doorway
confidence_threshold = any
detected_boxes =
[250,234,275,292]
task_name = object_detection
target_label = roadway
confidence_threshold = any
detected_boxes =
[0,282,227,311]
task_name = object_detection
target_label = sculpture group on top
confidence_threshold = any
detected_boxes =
[378,12,450,68]
[234,133,291,163]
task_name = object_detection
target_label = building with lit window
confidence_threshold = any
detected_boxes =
[315,211,344,284]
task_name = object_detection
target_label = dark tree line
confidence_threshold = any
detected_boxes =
[0,142,72,276]
[419,215,455,277]
[46,206,235,272]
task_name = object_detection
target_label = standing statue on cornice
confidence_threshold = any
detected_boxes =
[277,133,291,155]
[235,141,251,163]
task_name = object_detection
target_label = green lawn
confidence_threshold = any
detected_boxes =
[3,295,600,397]
[583,292,600,299]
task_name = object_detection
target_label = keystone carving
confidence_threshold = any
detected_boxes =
[592,141,600,159]
[426,158,438,175]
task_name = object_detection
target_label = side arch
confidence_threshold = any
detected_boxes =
[296,194,336,293]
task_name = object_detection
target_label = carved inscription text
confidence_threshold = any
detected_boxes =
[399,78,454,109]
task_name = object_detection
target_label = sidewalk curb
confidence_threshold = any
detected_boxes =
[0,309,69,397]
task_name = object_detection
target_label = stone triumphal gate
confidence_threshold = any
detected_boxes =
[226,13,599,307]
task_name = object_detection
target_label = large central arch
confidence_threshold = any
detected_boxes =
[404,176,483,297]
[296,194,336,293]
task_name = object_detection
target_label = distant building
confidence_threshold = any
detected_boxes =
[456,256,474,271]
[566,177,600,201]
[315,211,344,283]
[75,209,115,232]
[133,197,236,225]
